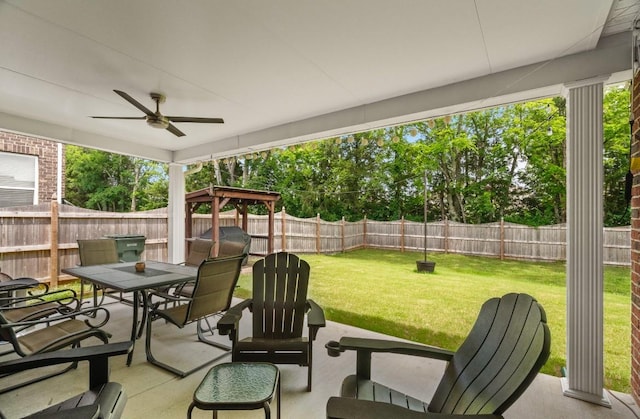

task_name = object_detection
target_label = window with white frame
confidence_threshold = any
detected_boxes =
[0,152,38,208]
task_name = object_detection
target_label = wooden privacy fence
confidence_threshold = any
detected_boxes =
[0,203,631,285]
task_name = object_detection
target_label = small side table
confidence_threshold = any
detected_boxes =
[188,362,281,419]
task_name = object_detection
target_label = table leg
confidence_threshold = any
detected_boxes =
[263,402,270,419]
[126,290,139,366]
[277,373,281,419]
[136,290,148,339]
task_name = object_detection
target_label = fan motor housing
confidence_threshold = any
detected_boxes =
[146,115,170,129]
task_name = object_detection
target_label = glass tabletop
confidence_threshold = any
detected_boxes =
[194,362,279,406]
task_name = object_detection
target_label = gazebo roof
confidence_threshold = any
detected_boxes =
[185,186,281,256]
[185,186,281,206]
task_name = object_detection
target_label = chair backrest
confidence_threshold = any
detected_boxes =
[217,240,246,259]
[251,252,310,339]
[428,293,550,415]
[186,254,244,322]
[77,239,119,266]
[185,239,214,267]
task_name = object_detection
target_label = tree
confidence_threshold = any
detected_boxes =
[65,146,167,211]
[602,86,631,226]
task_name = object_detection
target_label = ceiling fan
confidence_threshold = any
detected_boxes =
[91,89,224,137]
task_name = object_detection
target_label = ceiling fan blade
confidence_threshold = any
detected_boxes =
[166,123,186,137]
[167,117,224,124]
[113,90,154,116]
[91,116,146,120]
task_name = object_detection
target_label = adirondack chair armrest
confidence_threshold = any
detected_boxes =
[25,404,100,419]
[327,397,504,419]
[326,337,454,379]
[217,298,252,335]
[0,341,132,388]
[306,299,325,329]
[328,337,455,361]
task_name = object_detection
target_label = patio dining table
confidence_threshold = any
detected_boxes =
[62,261,197,365]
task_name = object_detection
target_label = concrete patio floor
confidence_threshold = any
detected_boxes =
[1,296,639,419]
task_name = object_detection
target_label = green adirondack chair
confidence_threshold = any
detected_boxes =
[326,293,550,419]
[218,252,326,391]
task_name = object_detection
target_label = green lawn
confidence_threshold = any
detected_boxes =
[235,249,632,393]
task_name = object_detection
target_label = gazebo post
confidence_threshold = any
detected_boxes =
[212,197,220,257]
[242,202,248,231]
[267,201,275,255]
[185,201,193,256]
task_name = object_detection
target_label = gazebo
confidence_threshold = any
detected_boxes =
[184,186,281,257]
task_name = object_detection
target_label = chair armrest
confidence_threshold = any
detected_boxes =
[327,337,455,361]
[0,278,40,292]
[326,337,455,380]
[147,289,190,306]
[1,306,111,330]
[0,341,132,391]
[27,404,100,419]
[327,397,504,419]
[0,341,132,374]
[217,299,252,335]
[306,299,325,328]
[0,289,78,308]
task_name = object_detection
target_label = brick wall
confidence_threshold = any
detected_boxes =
[632,72,640,405]
[0,130,65,203]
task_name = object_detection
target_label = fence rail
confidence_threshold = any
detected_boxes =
[0,203,630,285]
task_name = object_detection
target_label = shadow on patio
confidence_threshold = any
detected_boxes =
[0,297,638,419]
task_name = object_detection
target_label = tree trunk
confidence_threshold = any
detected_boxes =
[130,162,140,211]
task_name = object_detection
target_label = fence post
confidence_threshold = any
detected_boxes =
[444,217,449,254]
[49,198,59,288]
[281,207,287,252]
[363,215,367,249]
[316,213,321,254]
[400,216,405,252]
[500,216,505,260]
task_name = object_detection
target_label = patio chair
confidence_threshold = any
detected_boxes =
[0,341,132,419]
[145,254,244,377]
[173,239,247,298]
[325,293,550,419]
[77,239,121,305]
[0,271,48,302]
[0,289,81,331]
[218,252,326,392]
[184,238,214,267]
[171,238,215,298]
[0,288,82,357]
[0,305,112,394]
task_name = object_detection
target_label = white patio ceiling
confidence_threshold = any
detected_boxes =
[0,0,637,164]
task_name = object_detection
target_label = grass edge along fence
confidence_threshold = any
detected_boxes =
[0,202,631,284]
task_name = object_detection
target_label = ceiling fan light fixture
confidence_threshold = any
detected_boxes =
[146,116,170,129]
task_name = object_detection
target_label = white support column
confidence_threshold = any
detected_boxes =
[561,77,611,407]
[167,163,185,264]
